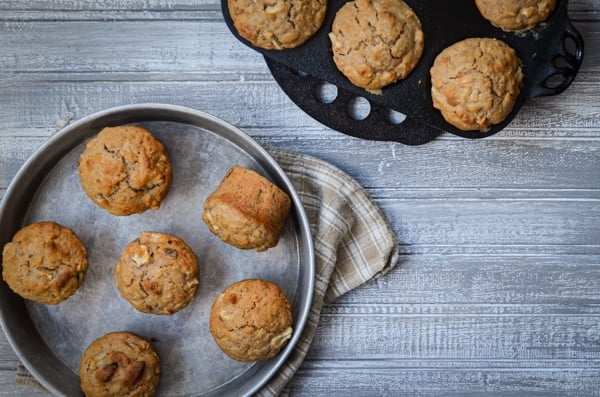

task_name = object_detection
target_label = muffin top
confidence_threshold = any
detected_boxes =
[114,231,199,315]
[475,0,557,31]
[329,0,424,92]
[2,221,88,305]
[430,37,524,132]
[209,279,293,361]
[78,125,172,216]
[228,0,327,50]
[79,331,160,397]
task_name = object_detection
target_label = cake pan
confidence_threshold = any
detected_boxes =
[222,0,584,145]
[0,103,315,396]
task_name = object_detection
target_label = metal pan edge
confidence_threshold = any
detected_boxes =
[0,103,315,397]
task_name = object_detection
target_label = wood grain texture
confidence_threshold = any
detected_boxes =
[0,1,599,396]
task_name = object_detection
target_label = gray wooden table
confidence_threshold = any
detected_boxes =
[1,1,599,396]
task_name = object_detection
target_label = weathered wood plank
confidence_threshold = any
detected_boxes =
[0,372,47,397]
[2,134,599,197]
[0,0,219,10]
[288,366,600,396]
[308,314,600,360]
[335,255,600,306]
[0,0,595,16]
[0,20,261,73]
[0,20,597,72]
[0,79,598,135]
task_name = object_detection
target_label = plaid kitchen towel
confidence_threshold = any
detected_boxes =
[16,149,400,396]
[257,149,400,396]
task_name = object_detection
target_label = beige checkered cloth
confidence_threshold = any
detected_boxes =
[16,150,400,396]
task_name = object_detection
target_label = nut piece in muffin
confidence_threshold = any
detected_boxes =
[228,0,326,50]
[202,166,291,252]
[79,331,160,397]
[475,0,557,31]
[2,221,87,305]
[209,279,293,361]
[430,37,524,132]
[114,232,199,315]
[78,125,172,216]
[329,0,424,93]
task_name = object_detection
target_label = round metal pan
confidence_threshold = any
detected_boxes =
[221,0,584,145]
[0,104,315,396]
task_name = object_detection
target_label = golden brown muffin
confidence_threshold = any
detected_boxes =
[209,279,293,361]
[202,166,291,252]
[228,0,327,50]
[114,232,199,315]
[79,331,160,397]
[329,0,424,93]
[430,37,524,132]
[475,0,557,31]
[2,221,87,305]
[78,125,172,216]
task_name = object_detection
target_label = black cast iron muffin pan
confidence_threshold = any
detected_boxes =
[221,0,583,145]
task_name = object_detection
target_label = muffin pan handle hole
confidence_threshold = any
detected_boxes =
[316,85,407,126]
[265,57,443,145]
[387,109,407,125]
[530,19,584,98]
[347,97,371,121]
[314,82,338,105]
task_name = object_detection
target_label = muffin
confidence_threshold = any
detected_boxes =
[1,221,87,305]
[228,0,327,50]
[475,0,557,31]
[114,232,199,315]
[202,166,291,252]
[329,0,424,93]
[209,279,293,361]
[79,331,160,397]
[430,37,524,132]
[78,125,172,216]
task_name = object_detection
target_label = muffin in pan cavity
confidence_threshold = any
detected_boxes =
[430,37,524,132]
[475,0,558,31]
[227,0,327,50]
[328,0,424,93]
[1,221,88,305]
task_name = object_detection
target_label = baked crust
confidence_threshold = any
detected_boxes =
[202,166,291,252]
[209,279,293,361]
[2,221,88,305]
[79,331,160,397]
[329,0,424,92]
[114,232,199,315]
[430,37,524,132]
[78,125,172,216]
[475,0,557,31]
[228,0,326,49]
